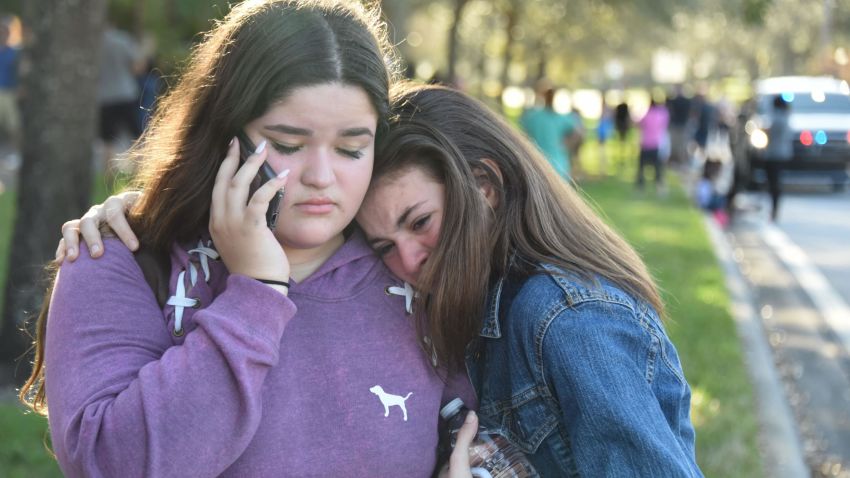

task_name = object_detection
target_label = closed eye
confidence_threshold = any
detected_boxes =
[272,142,301,155]
[411,215,430,232]
[337,148,364,159]
[374,242,394,257]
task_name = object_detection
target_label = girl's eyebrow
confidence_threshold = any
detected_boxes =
[364,201,426,248]
[341,127,374,138]
[264,124,311,136]
[263,124,374,137]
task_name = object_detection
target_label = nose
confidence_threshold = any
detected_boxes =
[299,147,335,189]
[397,239,429,280]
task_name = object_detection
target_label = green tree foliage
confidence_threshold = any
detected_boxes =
[394,0,849,96]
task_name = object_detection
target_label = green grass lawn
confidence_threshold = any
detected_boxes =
[0,404,60,477]
[0,173,115,478]
[577,146,763,476]
[0,142,762,476]
[0,189,59,477]
[0,185,13,316]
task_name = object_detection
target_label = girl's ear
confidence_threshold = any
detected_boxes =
[473,158,503,209]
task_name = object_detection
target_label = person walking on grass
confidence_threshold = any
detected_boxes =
[636,98,670,195]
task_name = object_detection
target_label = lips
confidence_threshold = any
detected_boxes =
[295,197,336,214]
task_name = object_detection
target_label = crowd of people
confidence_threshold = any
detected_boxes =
[517,77,793,226]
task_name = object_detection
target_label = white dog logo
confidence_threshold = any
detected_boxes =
[370,385,413,421]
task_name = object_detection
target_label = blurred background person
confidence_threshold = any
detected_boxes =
[696,158,731,226]
[666,84,691,170]
[0,18,21,171]
[697,118,734,226]
[635,97,669,195]
[565,105,586,180]
[690,88,715,166]
[764,95,793,222]
[596,99,614,176]
[135,35,163,134]
[614,100,632,172]
[726,99,756,220]
[520,82,578,181]
[98,17,145,185]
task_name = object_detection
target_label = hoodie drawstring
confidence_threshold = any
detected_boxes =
[166,240,219,336]
[386,282,417,314]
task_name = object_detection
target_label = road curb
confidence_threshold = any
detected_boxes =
[703,215,809,478]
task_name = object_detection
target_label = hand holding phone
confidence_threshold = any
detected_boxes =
[209,135,291,294]
[237,132,284,229]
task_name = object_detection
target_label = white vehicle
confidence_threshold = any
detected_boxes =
[744,76,850,190]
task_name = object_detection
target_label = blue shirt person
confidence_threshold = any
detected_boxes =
[520,88,577,180]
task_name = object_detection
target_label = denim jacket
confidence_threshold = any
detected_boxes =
[465,262,703,477]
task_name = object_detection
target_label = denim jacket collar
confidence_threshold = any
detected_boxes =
[482,252,528,339]
[482,257,577,339]
[481,275,505,339]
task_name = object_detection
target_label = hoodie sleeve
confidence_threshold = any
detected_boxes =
[45,240,297,478]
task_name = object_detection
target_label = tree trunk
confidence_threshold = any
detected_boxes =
[165,0,180,34]
[498,0,521,103]
[446,0,470,85]
[134,0,147,38]
[535,38,548,84]
[0,0,106,384]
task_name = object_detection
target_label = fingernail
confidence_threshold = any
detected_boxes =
[229,137,235,146]
[277,168,290,179]
[465,411,476,423]
[255,140,267,154]
[128,239,138,250]
[91,244,100,255]
[68,247,76,257]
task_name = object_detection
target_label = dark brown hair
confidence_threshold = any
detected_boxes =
[20,0,396,415]
[376,83,664,369]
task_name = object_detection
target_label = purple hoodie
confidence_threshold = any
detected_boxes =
[45,231,475,477]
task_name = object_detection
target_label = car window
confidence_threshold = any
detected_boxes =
[758,93,850,114]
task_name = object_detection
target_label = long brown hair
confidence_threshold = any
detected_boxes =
[20,0,396,415]
[375,83,664,369]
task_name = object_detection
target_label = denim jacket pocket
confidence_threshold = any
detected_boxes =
[484,389,559,454]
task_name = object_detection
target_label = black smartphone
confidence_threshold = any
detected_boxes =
[236,132,284,229]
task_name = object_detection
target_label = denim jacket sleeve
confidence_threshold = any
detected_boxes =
[541,298,702,477]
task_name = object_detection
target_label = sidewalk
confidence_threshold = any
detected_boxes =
[706,199,850,478]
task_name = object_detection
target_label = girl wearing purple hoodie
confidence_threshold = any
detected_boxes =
[20,2,475,477]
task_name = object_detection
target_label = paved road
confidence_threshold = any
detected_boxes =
[728,189,850,478]
[776,190,850,304]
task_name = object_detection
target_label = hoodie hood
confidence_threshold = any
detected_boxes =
[290,229,400,301]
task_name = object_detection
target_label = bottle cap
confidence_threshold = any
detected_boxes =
[439,397,465,419]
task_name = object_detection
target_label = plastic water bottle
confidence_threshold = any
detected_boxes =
[440,398,540,478]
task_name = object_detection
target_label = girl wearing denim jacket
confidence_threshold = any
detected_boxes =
[60,83,704,477]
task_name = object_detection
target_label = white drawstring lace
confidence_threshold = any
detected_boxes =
[188,240,219,284]
[388,282,435,365]
[166,270,199,335]
[386,282,418,314]
[166,241,219,335]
